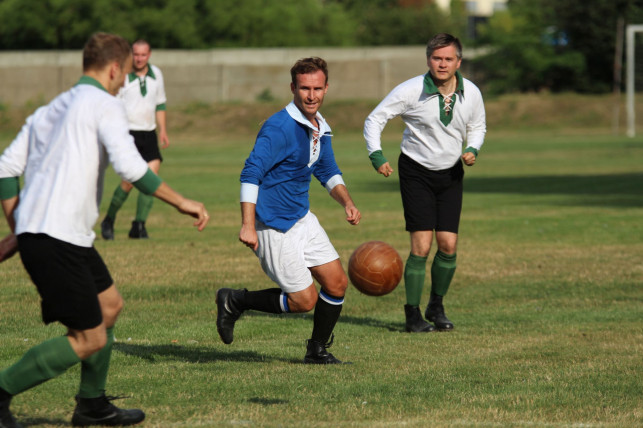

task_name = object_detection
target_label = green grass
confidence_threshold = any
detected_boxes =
[1,121,642,427]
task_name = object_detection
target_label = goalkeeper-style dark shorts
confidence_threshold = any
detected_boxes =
[18,233,113,330]
[398,152,464,233]
[131,130,162,163]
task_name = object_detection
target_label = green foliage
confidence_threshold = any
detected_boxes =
[474,0,643,94]
[0,0,460,49]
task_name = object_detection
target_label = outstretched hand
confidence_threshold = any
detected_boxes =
[177,198,210,231]
[345,205,361,225]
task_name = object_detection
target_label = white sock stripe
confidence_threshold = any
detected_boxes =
[319,291,344,305]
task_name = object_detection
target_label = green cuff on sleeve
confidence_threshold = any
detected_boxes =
[155,103,166,111]
[132,168,162,195]
[369,150,388,170]
[464,147,478,158]
[0,177,20,199]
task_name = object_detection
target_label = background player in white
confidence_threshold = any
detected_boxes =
[101,39,170,239]
[364,33,486,334]
[216,57,361,364]
[0,33,209,428]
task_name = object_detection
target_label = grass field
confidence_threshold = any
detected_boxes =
[0,98,642,427]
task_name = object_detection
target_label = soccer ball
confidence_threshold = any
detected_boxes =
[348,241,403,296]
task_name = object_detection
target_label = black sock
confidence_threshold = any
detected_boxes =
[310,291,344,344]
[240,288,288,314]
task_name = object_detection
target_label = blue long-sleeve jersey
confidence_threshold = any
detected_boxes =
[240,102,343,232]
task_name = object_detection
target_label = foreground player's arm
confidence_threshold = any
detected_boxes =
[328,182,361,226]
[239,182,259,250]
[133,169,209,231]
[0,190,19,262]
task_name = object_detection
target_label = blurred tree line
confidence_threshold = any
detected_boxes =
[0,0,641,94]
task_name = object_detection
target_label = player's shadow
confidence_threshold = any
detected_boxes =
[113,342,296,364]
[15,417,68,427]
[241,310,404,333]
[338,314,404,332]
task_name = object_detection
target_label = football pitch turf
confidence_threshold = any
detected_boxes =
[0,116,641,427]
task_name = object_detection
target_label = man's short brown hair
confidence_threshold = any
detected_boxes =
[290,57,328,86]
[83,32,131,72]
[426,33,463,59]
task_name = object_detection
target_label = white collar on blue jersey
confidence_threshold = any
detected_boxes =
[285,102,332,136]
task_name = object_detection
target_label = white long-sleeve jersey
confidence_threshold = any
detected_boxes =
[364,73,486,171]
[0,77,149,247]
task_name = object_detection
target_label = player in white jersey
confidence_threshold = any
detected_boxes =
[101,39,170,239]
[0,33,209,428]
[364,33,486,334]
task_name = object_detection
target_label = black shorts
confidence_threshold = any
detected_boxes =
[398,152,464,233]
[131,130,162,163]
[17,233,113,330]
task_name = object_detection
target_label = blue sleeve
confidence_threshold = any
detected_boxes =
[240,125,286,185]
[312,135,342,186]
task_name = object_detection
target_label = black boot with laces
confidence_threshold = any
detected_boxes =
[303,334,349,365]
[71,393,145,427]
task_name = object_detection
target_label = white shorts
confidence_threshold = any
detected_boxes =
[255,211,339,293]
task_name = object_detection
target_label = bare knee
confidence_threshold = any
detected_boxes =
[68,327,108,360]
[323,272,348,297]
[100,289,124,328]
[288,285,318,313]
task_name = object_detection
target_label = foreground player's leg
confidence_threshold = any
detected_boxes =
[72,327,144,427]
[0,336,81,428]
[425,250,456,331]
[403,253,435,333]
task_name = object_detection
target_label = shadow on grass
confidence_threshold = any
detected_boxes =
[114,342,295,364]
[19,417,68,427]
[353,173,643,207]
[241,310,404,333]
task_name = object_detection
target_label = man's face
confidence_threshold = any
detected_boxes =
[427,45,461,84]
[108,54,132,96]
[132,43,151,72]
[290,70,328,122]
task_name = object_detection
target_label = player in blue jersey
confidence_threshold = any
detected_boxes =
[216,57,361,364]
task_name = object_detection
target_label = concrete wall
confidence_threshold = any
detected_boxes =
[0,46,476,106]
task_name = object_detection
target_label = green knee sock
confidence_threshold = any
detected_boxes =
[107,186,130,220]
[135,192,154,222]
[0,336,81,395]
[78,327,114,399]
[404,253,428,306]
[431,251,457,296]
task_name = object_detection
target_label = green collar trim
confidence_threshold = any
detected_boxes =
[423,71,464,127]
[423,70,464,95]
[128,64,156,82]
[75,75,107,93]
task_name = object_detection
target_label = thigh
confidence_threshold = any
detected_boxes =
[398,153,436,232]
[131,130,162,163]
[310,259,347,297]
[435,162,464,233]
[255,221,313,293]
[18,233,112,330]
